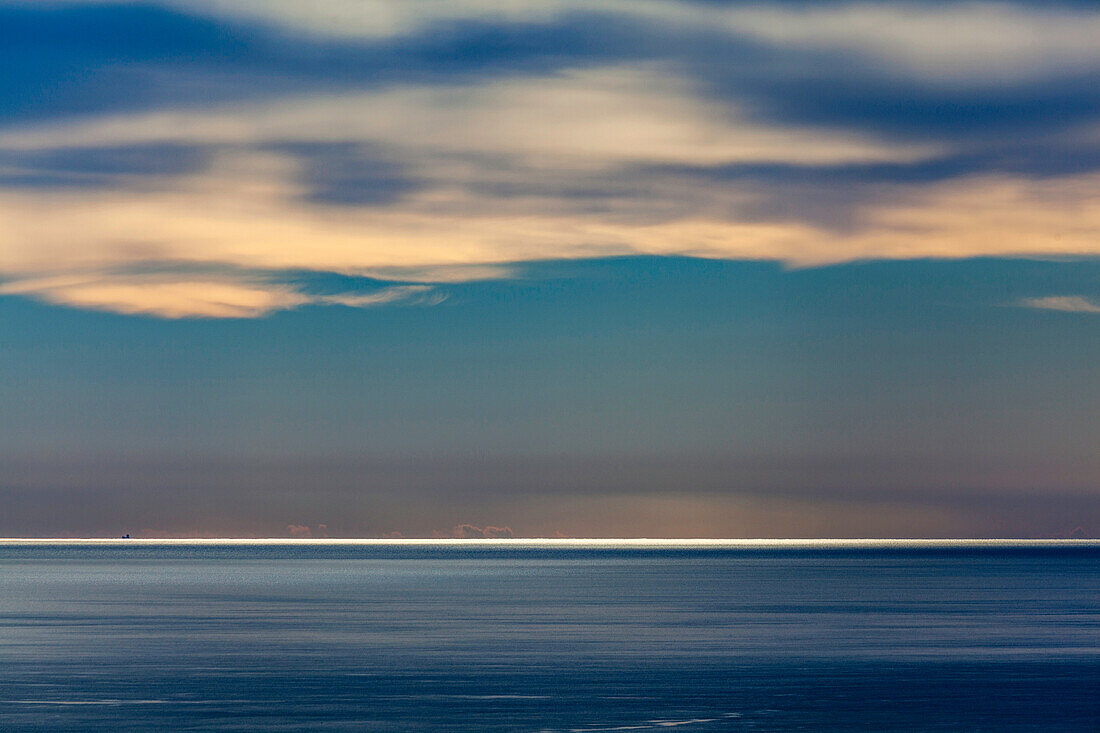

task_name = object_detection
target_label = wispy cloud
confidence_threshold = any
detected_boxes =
[707,3,1100,85]
[1021,295,1100,313]
[0,67,937,165]
[3,2,1100,318]
[0,273,439,318]
[151,1,1100,84]
[3,151,1099,287]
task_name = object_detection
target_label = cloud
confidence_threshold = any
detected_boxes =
[710,3,1100,86]
[0,273,439,318]
[314,286,443,309]
[3,149,1100,307]
[284,523,331,538]
[1021,296,1100,313]
[8,1,1100,142]
[122,1,1100,86]
[0,143,209,189]
[3,3,1100,319]
[270,142,423,206]
[286,523,312,538]
[448,524,515,539]
[180,0,596,39]
[0,274,308,318]
[0,67,937,166]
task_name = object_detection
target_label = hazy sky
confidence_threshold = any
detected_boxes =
[1,0,1098,537]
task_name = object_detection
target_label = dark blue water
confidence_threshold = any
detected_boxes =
[1,542,1098,731]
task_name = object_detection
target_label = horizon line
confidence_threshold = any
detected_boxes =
[0,538,1096,546]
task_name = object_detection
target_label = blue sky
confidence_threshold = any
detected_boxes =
[0,1,1098,537]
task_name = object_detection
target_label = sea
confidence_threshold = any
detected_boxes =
[1,540,1098,732]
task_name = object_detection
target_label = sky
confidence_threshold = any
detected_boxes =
[1,0,1098,538]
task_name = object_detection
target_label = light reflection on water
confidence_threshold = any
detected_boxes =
[1,543,1098,731]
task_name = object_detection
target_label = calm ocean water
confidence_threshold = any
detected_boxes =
[1,541,1098,731]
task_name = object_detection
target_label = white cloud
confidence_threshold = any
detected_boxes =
[0,35,1097,319]
[0,63,949,319]
[0,67,936,166]
[22,1,1100,85]
[1021,296,1100,314]
[715,3,1100,85]
[315,285,443,308]
[130,1,1100,84]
